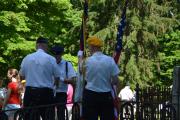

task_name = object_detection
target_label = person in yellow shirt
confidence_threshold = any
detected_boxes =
[20,80,26,105]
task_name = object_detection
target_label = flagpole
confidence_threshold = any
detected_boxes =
[74,1,89,119]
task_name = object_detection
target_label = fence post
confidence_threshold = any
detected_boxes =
[172,66,180,120]
[135,83,140,120]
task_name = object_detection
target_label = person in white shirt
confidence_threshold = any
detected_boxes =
[51,45,76,120]
[19,37,62,120]
[118,82,135,116]
[79,36,121,120]
[118,82,134,102]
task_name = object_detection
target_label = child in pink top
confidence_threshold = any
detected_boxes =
[66,84,74,119]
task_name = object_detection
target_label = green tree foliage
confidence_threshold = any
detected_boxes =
[70,0,180,87]
[63,53,78,71]
[0,0,81,82]
[123,0,180,87]
[0,0,179,87]
[158,29,180,85]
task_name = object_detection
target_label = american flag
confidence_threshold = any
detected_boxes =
[112,1,128,120]
[113,0,128,64]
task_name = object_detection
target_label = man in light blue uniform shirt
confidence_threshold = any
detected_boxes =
[80,36,121,120]
[19,37,62,120]
[51,45,77,120]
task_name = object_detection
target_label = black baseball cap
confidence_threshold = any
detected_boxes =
[51,45,64,55]
[36,37,48,44]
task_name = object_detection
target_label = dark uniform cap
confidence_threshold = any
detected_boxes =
[36,37,48,44]
[51,45,64,55]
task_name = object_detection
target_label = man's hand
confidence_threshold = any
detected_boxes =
[112,76,122,94]
[54,77,59,87]
[77,50,83,57]
[114,96,121,110]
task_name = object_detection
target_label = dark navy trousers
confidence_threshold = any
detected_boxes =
[82,89,114,120]
[23,86,55,120]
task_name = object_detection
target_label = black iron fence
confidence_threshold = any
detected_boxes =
[0,84,177,120]
[0,102,81,120]
[120,84,176,120]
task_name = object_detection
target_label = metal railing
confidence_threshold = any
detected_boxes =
[0,84,177,120]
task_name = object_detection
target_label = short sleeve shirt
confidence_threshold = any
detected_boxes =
[7,82,20,105]
[85,52,120,92]
[118,86,134,101]
[19,49,61,89]
[56,60,77,93]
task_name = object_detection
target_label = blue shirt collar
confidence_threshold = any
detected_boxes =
[58,59,65,65]
[37,49,45,53]
[92,51,103,56]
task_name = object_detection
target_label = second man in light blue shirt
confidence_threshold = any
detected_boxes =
[51,45,77,120]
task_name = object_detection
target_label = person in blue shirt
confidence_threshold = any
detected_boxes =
[79,36,121,120]
[51,45,77,120]
[19,37,62,120]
